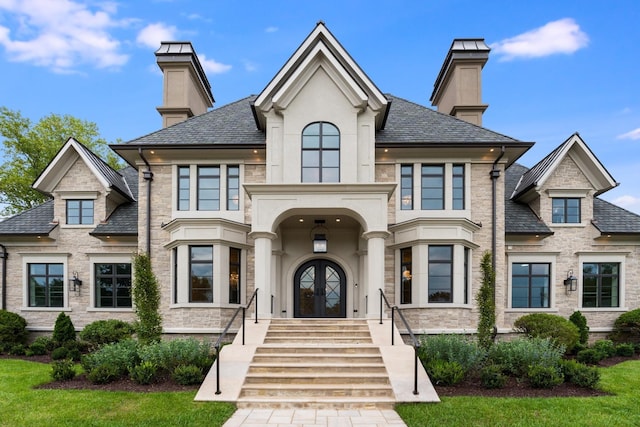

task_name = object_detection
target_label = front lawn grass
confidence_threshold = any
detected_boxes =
[397,360,640,427]
[0,359,235,427]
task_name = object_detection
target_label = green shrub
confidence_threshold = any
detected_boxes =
[571,365,600,388]
[419,334,486,374]
[51,347,69,360]
[569,311,589,345]
[132,252,163,345]
[513,313,579,352]
[67,348,82,362]
[29,336,53,355]
[527,364,564,389]
[425,360,465,386]
[137,338,213,373]
[480,364,507,389]
[576,348,605,365]
[610,308,640,343]
[592,340,616,358]
[0,310,28,350]
[9,344,26,355]
[172,364,204,385]
[487,337,564,377]
[52,312,76,345]
[79,319,135,347]
[615,343,635,357]
[51,359,76,381]
[81,339,139,378]
[477,251,496,349]
[129,361,159,385]
[87,364,121,384]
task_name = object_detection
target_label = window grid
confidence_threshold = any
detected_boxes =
[28,263,64,307]
[197,166,220,211]
[400,165,413,210]
[227,165,240,211]
[66,200,94,224]
[189,246,213,303]
[95,263,132,308]
[511,263,550,308]
[428,245,453,303]
[301,122,340,183]
[552,198,580,223]
[583,263,619,308]
[177,166,190,210]
[452,164,465,210]
[421,165,444,210]
[400,247,412,304]
[229,248,241,304]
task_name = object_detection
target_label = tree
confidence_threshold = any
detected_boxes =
[477,251,496,349]
[132,252,162,345]
[0,107,121,215]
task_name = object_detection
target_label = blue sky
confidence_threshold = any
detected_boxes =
[1,0,639,214]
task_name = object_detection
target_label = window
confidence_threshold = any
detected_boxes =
[66,200,93,224]
[464,247,470,304]
[400,248,412,304]
[95,263,132,308]
[28,263,63,307]
[400,165,413,210]
[227,165,240,211]
[177,166,190,210]
[197,166,220,210]
[552,198,580,223]
[190,246,213,302]
[452,164,465,210]
[302,122,340,183]
[421,165,444,210]
[511,263,550,308]
[583,263,619,308]
[428,246,452,303]
[172,248,178,304]
[229,248,241,304]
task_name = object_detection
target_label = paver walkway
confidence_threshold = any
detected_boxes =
[222,408,407,426]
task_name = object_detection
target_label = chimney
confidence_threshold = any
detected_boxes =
[430,39,490,126]
[155,42,214,128]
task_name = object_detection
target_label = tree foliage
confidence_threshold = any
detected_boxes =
[0,107,121,215]
[477,251,496,349]
[132,252,162,345]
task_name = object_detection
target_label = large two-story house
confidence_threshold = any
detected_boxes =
[1,22,639,338]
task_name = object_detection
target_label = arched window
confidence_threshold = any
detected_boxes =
[301,122,340,182]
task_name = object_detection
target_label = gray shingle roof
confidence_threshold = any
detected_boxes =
[0,200,56,235]
[505,163,553,235]
[511,136,569,199]
[91,167,138,236]
[592,198,640,234]
[74,140,134,201]
[377,95,521,144]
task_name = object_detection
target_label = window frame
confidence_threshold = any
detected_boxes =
[452,164,465,210]
[427,245,453,303]
[226,165,240,211]
[511,262,551,308]
[229,247,241,304]
[552,198,581,224]
[400,164,413,210]
[582,262,620,308]
[421,164,445,210]
[301,122,340,183]
[189,245,214,303]
[177,166,190,211]
[27,262,64,308]
[197,166,221,211]
[94,263,132,308]
[66,199,94,225]
[400,247,412,304]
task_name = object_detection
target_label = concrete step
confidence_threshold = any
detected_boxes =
[263,336,373,344]
[235,397,397,410]
[251,353,384,364]
[244,372,390,385]
[248,362,387,374]
[255,345,381,354]
[239,383,394,398]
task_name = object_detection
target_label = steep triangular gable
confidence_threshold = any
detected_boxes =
[511,133,618,201]
[33,137,134,202]
[252,22,389,130]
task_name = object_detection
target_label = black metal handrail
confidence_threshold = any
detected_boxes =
[379,288,420,395]
[213,288,259,395]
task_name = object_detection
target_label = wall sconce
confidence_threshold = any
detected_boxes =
[563,270,577,292]
[311,219,328,253]
[69,271,82,292]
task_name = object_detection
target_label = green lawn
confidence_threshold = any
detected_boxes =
[0,359,236,427]
[397,360,640,427]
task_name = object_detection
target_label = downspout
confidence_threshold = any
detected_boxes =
[0,244,6,310]
[138,148,154,256]
[490,146,505,273]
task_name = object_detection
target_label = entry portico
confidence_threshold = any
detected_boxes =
[246,183,395,318]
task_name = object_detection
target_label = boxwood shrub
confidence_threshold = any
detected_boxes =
[610,308,640,344]
[79,319,135,348]
[0,310,28,351]
[513,313,579,353]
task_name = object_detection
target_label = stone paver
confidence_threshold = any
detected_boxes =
[223,408,407,427]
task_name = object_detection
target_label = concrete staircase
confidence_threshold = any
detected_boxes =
[236,319,395,409]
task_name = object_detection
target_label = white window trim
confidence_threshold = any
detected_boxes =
[506,254,557,310]
[86,254,134,312]
[21,253,70,311]
[578,253,627,311]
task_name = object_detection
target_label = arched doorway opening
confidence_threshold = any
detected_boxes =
[293,259,346,318]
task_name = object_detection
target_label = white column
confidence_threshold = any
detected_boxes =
[363,231,390,319]
[249,231,277,319]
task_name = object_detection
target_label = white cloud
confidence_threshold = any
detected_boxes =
[136,23,177,49]
[0,0,129,73]
[265,26,278,33]
[491,18,589,61]
[612,195,640,213]
[198,53,231,74]
[243,60,257,72]
[617,128,640,140]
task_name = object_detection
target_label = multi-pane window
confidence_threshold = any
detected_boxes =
[464,247,470,304]
[177,166,190,211]
[197,166,220,211]
[95,263,132,308]
[400,248,412,304]
[227,165,240,211]
[66,200,93,224]
[421,165,444,210]
[583,263,619,308]
[400,165,413,210]
[552,198,580,223]
[301,122,340,183]
[428,245,453,303]
[28,263,63,307]
[452,164,465,210]
[511,263,550,308]
[172,248,178,304]
[229,248,241,304]
[190,246,213,302]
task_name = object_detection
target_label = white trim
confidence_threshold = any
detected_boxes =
[578,253,626,309]
[21,253,70,309]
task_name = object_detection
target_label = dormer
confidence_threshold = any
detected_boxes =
[511,133,618,226]
[32,138,135,228]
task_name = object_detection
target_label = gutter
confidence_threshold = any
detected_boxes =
[138,148,154,256]
[0,243,7,310]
